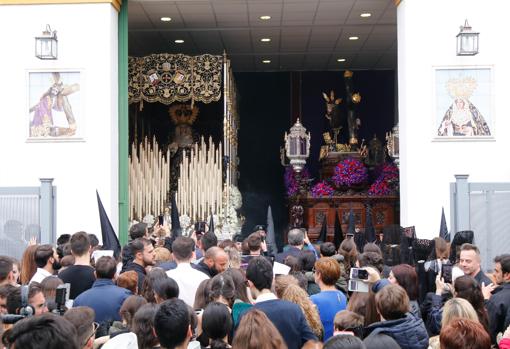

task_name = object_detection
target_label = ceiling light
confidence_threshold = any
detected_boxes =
[360,13,371,18]
[160,17,172,22]
[337,58,346,62]
[349,36,359,41]
[260,38,271,42]
[174,39,184,44]
[262,59,271,64]
[260,15,271,20]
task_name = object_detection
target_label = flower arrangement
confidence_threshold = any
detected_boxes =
[368,162,399,195]
[284,166,310,197]
[311,181,335,198]
[332,158,368,187]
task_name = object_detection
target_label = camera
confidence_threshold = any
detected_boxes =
[350,268,369,280]
[348,268,369,293]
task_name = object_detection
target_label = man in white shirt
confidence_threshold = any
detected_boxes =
[30,244,60,284]
[167,237,209,306]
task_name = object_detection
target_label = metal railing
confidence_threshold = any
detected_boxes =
[0,179,56,259]
[450,175,510,271]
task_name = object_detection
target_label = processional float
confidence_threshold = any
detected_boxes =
[127,53,240,237]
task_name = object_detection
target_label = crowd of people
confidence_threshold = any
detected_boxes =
[0,222,509,349]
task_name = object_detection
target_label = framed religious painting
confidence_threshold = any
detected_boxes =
[26,70,84,142]
[433,66,494,141]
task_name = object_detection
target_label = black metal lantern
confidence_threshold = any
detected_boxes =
[456,20,479,56]
[35,25,58,60]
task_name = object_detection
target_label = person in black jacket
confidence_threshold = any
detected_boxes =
[365,284,429,349]
[122,238,155,291]
[487,255,510,344]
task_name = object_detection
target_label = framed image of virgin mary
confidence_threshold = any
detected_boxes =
[433,67,493,140]
[27,70,83,141]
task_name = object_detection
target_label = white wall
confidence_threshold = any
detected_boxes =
[0,3,118,240]
[398,0,510,239]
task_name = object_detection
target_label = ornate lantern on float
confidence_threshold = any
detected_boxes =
[386,123,400,168]
[283,118,311,173]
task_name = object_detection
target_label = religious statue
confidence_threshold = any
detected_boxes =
[344,70,362,148]
[366,134,385,168]
[168,103,199,150]
[322,91,344,145]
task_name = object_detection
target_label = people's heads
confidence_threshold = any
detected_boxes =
[441,297,479,328]
[20,244,38,285]
[204,247,229,275]
[154,246,172,264]
[172,236,196,262]
[333,310,364,334]
[459,243,482,277]
[117,270,138,294]
[375,284,409,320]
[493,254,510,285]
[129,222,148,240]
[63,306,97,349]
[60,255,75,271]
[434,237,450,260]
[246,256,273,293]
[202,302,233,344]
[140,267,168,303]
[153,277,179,303]
[88,234,100,248]
[119,295,148,329]
[35,244,60,271]
[453,275,484,311]
[388,264,418,301]
[223,268,250,303]
[363,333,400,349]
[40,276,63,307]
[0,256,15,285]
[200,232,218,252]
[70,231,91,258]
[299,250,316,272]
[0,284,16,314]
[232,308,288,349]
[232,233,243,250]
[323,334,366,349]
[281,284,324,339]
[284,255,301,272]
[57,234,71,247]
[357,252,384,274]
[7,283,48,316]
[274,275,299,299]
[339,238,358,275]
[154,299,192,349]
[11,259,20,284]
[94,256,117,280]
[131,238,155,267]
[439,318,490,349]
[247,232,263,253]
[193,279,211,309]
[132,303,160,349]
[314,257,341,286]
[287,228,305,247]
[320,242,337,257]
[3,313,80,349]
[208,273,236,307]
[362,243,382,256]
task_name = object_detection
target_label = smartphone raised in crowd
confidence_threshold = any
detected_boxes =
[158,214,164,226]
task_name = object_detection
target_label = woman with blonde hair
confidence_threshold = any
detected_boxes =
[232,309,288,349]
[281,283,324,340]
[429,297,479,349]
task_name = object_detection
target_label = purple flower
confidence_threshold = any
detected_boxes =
[332,158,368,187]
[311,181,335,198]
